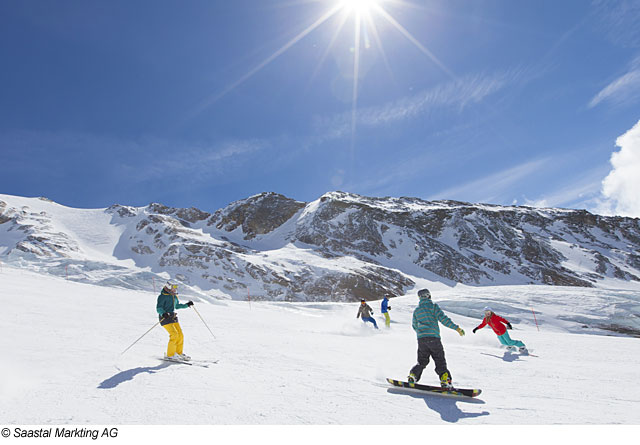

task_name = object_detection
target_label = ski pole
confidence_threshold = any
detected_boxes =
[191,305,216,340]
[120,321,160,355]
[531,308,540,332]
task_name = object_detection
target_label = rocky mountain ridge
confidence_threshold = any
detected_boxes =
[1,192,639,301]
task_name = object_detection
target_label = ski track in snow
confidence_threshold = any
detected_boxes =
[1,265,639,424]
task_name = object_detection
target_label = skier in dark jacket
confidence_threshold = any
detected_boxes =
[473,307,526,351]
[156,280,194,361]
[408,289,465,388]
[357,299,378,329]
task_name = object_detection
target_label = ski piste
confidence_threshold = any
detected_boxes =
[387,378,482,398]
[157,357,218,367]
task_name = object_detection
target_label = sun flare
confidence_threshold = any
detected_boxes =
[196,0,451,153]
[339,0,382,14]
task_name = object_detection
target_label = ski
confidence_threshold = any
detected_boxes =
[157,357,217,368]
[504,347,538,357]
[386,378,481,398]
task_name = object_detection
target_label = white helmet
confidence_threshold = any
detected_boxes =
[164,280,178,294]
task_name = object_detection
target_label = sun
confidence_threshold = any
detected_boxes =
[339,0,382,14]
[193,0,451,152]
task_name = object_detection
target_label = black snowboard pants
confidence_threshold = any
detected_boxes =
[409,336,451,382]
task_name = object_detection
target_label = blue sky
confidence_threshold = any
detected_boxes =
[1,0,640,215]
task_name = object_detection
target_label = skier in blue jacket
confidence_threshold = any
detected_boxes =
[381,294,391,328]
[408,289,465,388]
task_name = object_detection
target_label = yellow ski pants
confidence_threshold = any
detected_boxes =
[383,312,391,328]
[163,322,184,357]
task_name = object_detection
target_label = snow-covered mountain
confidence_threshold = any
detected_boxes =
[2,265,639,425]
[2,191,640,305]
[2,193,640,425]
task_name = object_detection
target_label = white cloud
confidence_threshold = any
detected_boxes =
[522,171,606,210]
[591,0,640,48]
[428,158,551,204]
[127,138,270,184]
[598,119,640,217]
[588,56,640,109]
[312,69,526,141]
[0,130,270,186]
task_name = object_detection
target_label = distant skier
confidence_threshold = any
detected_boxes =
[157,280,194,361]
[381,294,392,328]
[408,289,465,389]
[473,307,527,352]
[357,299,378,329]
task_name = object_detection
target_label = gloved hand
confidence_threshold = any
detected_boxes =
[506,322,513,330]
[457,328,465,337]
[388,306,391,310]
[472,327,478,334]
[187,301,194,307]
[161,312,170,320]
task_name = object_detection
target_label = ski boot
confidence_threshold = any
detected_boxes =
[407,373,417,383]
[518,346,527,353]
[164,354,180,362]
[439,372,453,389]
[177,353,191,361]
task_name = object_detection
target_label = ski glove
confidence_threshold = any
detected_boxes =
[506,322,513,330]
[161,312,170,320]
[388,306,391,310]
[457,328,465,337]
[187,301,194,307]
[472,327,478,334]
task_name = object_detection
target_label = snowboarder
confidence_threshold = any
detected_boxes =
[473,307,526,351]
[357,299,378,329]
[381,294,392,328]
[156,280,194,361]
[408,289,465,389]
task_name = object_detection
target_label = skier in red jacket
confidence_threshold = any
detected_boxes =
[473,307,527,352]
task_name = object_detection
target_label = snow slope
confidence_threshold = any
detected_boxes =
[2,265,639,425]
[4,192,640,307]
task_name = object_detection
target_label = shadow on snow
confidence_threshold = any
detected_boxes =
[481,351,526,362]
[387,388,490,423]
[98,363,171,389]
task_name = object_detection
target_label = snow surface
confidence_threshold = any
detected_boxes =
[1,264,639,425]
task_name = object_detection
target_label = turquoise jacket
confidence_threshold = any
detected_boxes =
[412,297,459,339]
[156,289,189,315]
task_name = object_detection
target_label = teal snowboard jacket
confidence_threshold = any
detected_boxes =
[412,297,459,339]
[156,289,189,315]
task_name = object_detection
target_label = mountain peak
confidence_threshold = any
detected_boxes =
[2,192,640,301]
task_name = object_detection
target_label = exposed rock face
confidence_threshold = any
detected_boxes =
[274,192,638,287]
[208,192,306,239]
[2,192,640,301]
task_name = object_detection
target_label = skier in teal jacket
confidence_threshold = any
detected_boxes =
[408,289,465,388]
[156,280,193,361]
